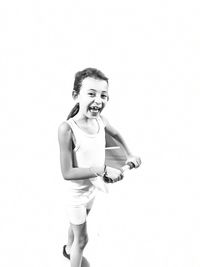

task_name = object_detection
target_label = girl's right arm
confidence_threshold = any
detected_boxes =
[58,122,105,181]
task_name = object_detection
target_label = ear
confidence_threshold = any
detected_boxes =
[72,90,78,100]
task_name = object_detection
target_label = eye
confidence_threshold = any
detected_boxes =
[101,94,108,99]
[88,92,95,97]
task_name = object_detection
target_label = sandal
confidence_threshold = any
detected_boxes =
[63,245,70,260]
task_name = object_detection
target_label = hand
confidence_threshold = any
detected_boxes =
[103,166,124,183]
[126,156,142,168]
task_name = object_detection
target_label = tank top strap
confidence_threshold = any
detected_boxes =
[66,117,105,148]
[67,117,105,134]
[66,118,76,130]
[97,116,106,130]
[65,119,78,148]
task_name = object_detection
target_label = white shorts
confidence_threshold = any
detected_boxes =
[67,196,95,225]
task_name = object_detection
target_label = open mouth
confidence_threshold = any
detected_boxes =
[88,106,102,114]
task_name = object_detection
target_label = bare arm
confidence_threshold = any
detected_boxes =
[102,116,133,157]
[101,116,141,168]
[58,122,104,180]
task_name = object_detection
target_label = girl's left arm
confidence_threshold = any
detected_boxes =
[101,116,142,168]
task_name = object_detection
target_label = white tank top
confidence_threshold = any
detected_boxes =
[66,116,108,193]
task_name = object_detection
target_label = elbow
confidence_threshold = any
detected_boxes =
[63,176,70,181]
[63,174,71,181]
[62,170,73,181]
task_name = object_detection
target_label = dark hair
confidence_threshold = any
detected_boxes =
[67,68,109,119]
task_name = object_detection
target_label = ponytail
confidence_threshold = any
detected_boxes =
[67,103,80,120]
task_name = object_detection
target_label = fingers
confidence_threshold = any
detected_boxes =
[135,157,142,168]
[112,173,123,183]
[103,172,124,183]
[137,157,142,166]
[127,157,142,168]
[110,173,124,183]
[103,166,124,183]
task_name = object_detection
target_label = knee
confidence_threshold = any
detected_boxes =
[78,234,88,250]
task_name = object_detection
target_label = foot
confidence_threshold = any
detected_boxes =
[63,245,70,260]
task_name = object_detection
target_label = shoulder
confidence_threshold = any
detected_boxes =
[58,121,74,153]
[58,121,71,133]
[100,115,119,136]
[58,121,72,140]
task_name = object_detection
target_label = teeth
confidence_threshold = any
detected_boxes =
[90,106,99,110]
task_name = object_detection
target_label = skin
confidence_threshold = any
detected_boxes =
[58,77,141,181]
[58,77,141,267]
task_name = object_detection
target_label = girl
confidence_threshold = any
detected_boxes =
[58,68,141,267]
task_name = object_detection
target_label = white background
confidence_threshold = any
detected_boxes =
[1,0,200,266]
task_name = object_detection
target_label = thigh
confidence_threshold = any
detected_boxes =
[68,205,87,225]
[71,221,88,240]
[67,196,95,225]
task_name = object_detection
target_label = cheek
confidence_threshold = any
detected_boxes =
[102,100,108,108]
[78,95,90,104]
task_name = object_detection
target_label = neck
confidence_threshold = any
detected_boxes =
[74,113,98,123]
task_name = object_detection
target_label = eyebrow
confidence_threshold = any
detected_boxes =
[88,89,108,93]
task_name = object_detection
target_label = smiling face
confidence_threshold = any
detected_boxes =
[76,77,109,119]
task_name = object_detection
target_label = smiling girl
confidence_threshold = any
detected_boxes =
[58,68,141,267]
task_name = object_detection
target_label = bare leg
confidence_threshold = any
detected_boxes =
[70,222,88,267]
[66,209,91,254]
[65,224,74,254]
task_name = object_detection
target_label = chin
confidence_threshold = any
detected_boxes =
[90,113,99,119]
[86,110,101,118]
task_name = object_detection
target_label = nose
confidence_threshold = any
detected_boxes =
[94,95,102,105]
